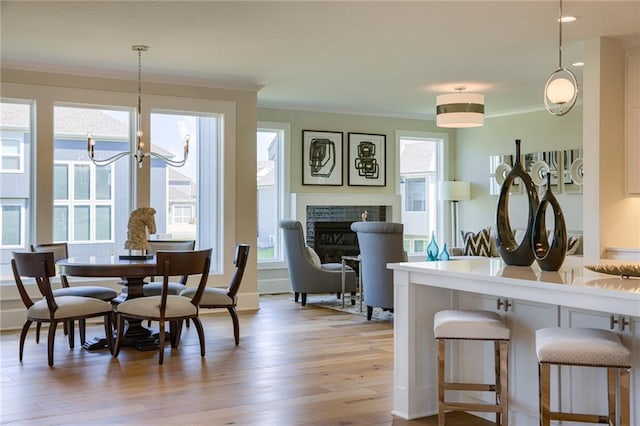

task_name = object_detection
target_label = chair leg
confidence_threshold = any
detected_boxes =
[437,339,445,426]
[294,292,299,303]
[192,317,206,358]
[36,322,42,344]
[620,367,631,426]
[607,367,616,425]
[494,341,501,426]
[366,306,373,321]
[301,293,307,306]
[158,320,165,365]
[499,341,509,426]
[351,291,356,306]
[539,362,551,426]
[19,320,32,361]
[113,314,125,358]
[47,321,57,367]
[103,314,114,355]
[67,320,75,349]
[79,319,86,345]
[228,307,240,345]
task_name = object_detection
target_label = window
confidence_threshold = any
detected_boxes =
[53,161,114,242]
[0,100,32,281]
[1,138,22,172]
[257,122,288,264]
[1,204,22,246]
[149,111,220,259]
[397,131,444,255]
[53,105,131,256]
[405,178,426,211]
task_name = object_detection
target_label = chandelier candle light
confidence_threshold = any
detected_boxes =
[544,0,578,116]
[87,45,190,168]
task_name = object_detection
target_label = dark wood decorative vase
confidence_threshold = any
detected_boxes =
[496,139,539,266]
[532,173,567,271]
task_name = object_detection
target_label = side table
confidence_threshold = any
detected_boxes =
[341,255,362,310]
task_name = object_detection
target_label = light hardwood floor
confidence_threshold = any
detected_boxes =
[0,295,491,425]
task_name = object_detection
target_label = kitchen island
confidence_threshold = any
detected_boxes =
[388,257,640,424]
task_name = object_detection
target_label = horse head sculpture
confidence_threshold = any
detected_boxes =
[124,207,157,251]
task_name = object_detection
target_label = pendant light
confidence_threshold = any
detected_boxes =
[544,0,578,116]
[436,86,484,128]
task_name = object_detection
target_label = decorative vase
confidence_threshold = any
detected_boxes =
[532,173,567,271]
[426,231,439,261]
[439,243,450,261]
[496,139,539,266]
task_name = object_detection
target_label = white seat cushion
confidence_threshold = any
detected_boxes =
[536,327,632,367]
[180,287,234,306]
[28,296,112,320]
[143,282,186,296]
[434,310,510,340]
[116,295,197,319]
[52,286,117,301]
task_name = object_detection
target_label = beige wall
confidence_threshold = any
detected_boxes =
[583,37,640,260]
[258,108,455,196]
[455,108,584,234]
[0,69,259,329]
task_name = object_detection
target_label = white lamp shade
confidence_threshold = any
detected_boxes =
[439,181,471,201]
[546,77,576,104]
[436,92,484,128]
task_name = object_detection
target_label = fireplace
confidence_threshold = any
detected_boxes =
[307,205,386,263]
[313,221,359,263]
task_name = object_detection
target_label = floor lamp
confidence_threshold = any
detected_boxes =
[439,181,471,247]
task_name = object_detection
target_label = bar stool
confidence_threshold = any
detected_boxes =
[536,327,632,426]
[434,310,511,426]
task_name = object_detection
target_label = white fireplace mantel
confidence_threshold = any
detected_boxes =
[291,193,402,229]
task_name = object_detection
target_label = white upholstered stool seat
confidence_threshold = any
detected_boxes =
[536,327,632,426]
[434,309,510,426]
[434,309,510,340]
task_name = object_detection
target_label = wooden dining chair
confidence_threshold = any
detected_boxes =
[143,240,196,296]
[113,248,212,365]
[31,242,117,344]
[180,243,250,345]
[11,251,115,366]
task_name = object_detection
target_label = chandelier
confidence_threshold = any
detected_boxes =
[87,45,189,168]
[544,0,578,116]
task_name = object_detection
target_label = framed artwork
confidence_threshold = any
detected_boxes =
[347,132,386,186]
[302,130,343,186]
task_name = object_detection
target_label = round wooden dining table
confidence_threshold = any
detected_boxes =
[57,255,158,350]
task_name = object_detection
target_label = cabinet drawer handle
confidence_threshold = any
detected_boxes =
[619,316,629,332]
[610,315,618,330]
[496,298,512,312]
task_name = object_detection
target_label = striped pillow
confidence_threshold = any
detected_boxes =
[462,227,492,257]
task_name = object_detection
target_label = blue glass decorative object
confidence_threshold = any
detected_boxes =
[426,231,439,261]
[439,243,450,261]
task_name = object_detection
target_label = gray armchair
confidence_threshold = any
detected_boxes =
[351,221,404,320]
[279,220,357,306]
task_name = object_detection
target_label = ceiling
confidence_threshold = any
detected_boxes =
[1,1,639,119]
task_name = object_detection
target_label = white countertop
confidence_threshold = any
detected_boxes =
[388,256,640,317]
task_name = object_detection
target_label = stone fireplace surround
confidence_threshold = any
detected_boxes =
[291,193,402,260]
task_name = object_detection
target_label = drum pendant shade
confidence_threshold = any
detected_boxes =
[436,92,485,128]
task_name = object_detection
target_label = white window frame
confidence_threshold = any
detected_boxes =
[257,121,290,268]
[53,160,115,243]
[0,200,25,248]
[0,137,24,173]
[396,130,449,256]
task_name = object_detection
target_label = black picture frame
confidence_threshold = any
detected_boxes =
[302,130,343,186]
[348,132,386,186]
